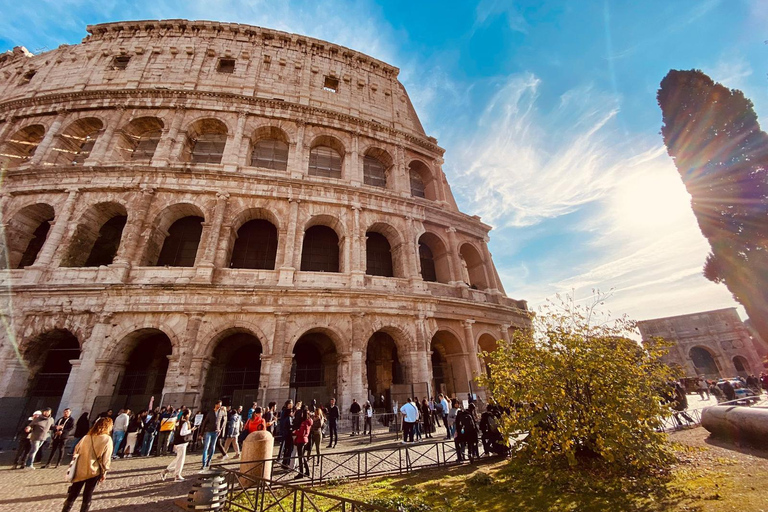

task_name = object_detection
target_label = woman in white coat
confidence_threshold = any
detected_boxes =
[162,410,195,482]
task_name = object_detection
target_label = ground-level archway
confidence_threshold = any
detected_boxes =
[430,330,470,398]
[290,331,338,405]
[203,332,263,408]
[689,346,720,380]
[732,355,751,378]
[365,331,405,409]
[24,329,80,414]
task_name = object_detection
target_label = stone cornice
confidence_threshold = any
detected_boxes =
[0,88,444,155]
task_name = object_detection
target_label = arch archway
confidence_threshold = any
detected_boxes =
[182,118,228,164]
[418,232,451,283]
[20,329,80,416]
[48,117,104,166]
[0,124,45,168]
[61,202,128,267]
[365,331,404,409]
[111,329,173,413]
[116,116,164,162]
[732,355,751,377]
[230,219,278,269]
[477,333,498,378]
[430,330,468,397]
[290,330,338,404]
[249,126,289,171]
[689,346,720,380]
[300,225,340,272]
[459,243,488,289]
[2,203,55,269]
[203,331,263,407]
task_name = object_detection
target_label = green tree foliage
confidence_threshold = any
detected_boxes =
[657,69,768,344]
[478,293,677,473]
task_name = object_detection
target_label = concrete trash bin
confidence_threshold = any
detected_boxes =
[240,430,274,486]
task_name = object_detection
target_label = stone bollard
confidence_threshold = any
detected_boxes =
[240,430,274,487]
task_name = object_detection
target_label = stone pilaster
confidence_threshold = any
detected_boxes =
[288,122,306,179]
[85,107,128,166]
[23,188,79,283]
[278,198,299,285]
[222,112,247,171]
[112,185,155,279]
[194,192,229,283]
[350,204,364,286]
[445,227,462,285]
[29,110,66,166]
[152,106,186,166]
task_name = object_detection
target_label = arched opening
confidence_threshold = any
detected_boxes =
[155,216,204,267]
[203,332,263,407]
[113,330,173,412]
[478,334,498,378]
[182,119,228,165]
[431,330,469,398]
[2,203,55,269]
[0,124,45,168]
[363,148,391,188]
[22,329,80,415]
[116,116,164,162]
[408,160,436,200]
[459,243,488,289]
[291,331,338,404]
[250,126,289,171]
[60,202,128,268]
[418,232,451,284]
[689,346,720,380]
[733,355,751,377]
[300,225,340,272]
[308,136,344,178]
[48,118,104,166]
[366,232,393,277]
[230,219,278,269]
[365,331,404,409]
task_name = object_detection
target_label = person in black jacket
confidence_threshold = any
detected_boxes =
[42,408,75,468]
[326,398,339,448]
[278,400,294,466]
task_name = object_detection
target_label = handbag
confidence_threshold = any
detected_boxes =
[65,453,79,482]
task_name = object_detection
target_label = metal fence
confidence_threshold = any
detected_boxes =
[218,469,397,512]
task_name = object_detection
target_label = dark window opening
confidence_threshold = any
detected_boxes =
[419,242,437,282]
[410,170,426,198]
[18,219,52,268]
[230,219,278,270]
[20,70,36,85]
[129,129,162,161]
[366,232,393,277]
[217,58,236,73]
[30,333,80,397]
[250,139,288,171]
[301,225,340,272]
[363,155,387,188]
[83,215,127,267]
[156,216,203,267]
[191,133,226,164]
[118,334,172,396]
[308,146,342,178]
[291,342,324,387]
[111,56,131,70]
[323,76,339,93]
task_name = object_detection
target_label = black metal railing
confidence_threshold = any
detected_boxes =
[218,468,397,512]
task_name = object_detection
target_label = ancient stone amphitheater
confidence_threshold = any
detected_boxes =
[0,20,529,431]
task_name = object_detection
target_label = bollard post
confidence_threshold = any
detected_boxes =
[240,430,275,488]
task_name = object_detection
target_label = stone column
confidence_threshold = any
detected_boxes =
[168,314,203,396]
[393,145,409,196]
[347,134,362,185]
[433,158,448,203]
[337,352,353,410]
[29,110,67,166]
[445,227,463,285]
[287,122,306,179]
[499,323,511,343]
[85,107,128,166]
[24,188,79,283]
[152,107,186,167]
[278,199,300,285]
[112,185,155,280]
[462,320,482,381]
[194,192,229,283]
[222,112,247,171]
[350,204,364,287]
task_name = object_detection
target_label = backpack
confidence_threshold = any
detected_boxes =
[435,402,444,414]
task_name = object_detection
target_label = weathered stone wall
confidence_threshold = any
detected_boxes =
[0,20,529,420]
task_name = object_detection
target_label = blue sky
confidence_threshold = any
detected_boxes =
[2,0,765,323]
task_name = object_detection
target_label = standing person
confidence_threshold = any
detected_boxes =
[43,408,74,468]
[722,380,737,401]
[697,377,710,400]
[439,394,451,439]
[362,402,373,436]
[25,407,54,469]
[155,407,176,456]
[200,400,227,473]
[307,408,325,460]
[429,397,440,429]
[421,399,433,439]
[447,400,461,438]
[124,412,142,457]
[222,405,243,459]
[292,408,312,479]
[70,412,90,456]
[140,410,158,456]
[326,398,339,448]
[162,410,195,482]
[61,417,113,512]
[13,411,40,469]
[399,398,419,443]
[263,402,277,435]
[246,402,258,422]
[111,409,130,459]
[349,399,361,436]
[278,401,295,466]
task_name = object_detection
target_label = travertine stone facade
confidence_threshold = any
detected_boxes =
[638,308,766,380]
[0,20,529,425]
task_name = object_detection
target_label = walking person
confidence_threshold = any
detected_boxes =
[43,408,75,468]
[292,407,312,479]
[221,405,243,459]
[278,401,295,466]
[200,400,227,473]
[61,417,113,512]
[421,399,433,439]
[124,411,142,457]
[70,412,90,456]
[13,410,39,469]
[111,409,130,459]
[349,399,361,436]
[155,406,176,456]
[447,400,461,438]
[362,402,373,436]
[25,407,54,469]
[140,410,159,456]
[308,408,325,461]
[326,398,339,448]
[162,410,195,482]
[439,394,451,439]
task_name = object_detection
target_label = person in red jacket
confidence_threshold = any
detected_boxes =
[292,406,312,479]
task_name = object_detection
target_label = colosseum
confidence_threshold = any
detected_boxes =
[0,20,529,433]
